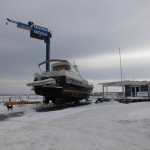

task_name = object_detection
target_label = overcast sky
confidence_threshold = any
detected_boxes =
[1,0,150,94]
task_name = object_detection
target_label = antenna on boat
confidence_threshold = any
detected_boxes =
[39,65,42,73]
[73,61,75,66]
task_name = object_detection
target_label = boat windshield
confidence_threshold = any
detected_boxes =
[72,67,80,76]
[53,65,70,71]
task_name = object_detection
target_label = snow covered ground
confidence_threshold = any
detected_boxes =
[0,97,150,150]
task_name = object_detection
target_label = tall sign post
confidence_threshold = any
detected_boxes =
[44,32,52,71]
[6,18,52,72]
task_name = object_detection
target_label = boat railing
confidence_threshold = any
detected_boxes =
[88,82,93,86]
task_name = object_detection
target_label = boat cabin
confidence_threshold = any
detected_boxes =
[52,63,70,71]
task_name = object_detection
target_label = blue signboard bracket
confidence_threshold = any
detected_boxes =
[6,18,52,72]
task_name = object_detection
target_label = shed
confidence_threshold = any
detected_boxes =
[99,80,150,98]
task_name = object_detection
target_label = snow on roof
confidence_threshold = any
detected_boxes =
[38,59,69,67]
[99,80,150,87]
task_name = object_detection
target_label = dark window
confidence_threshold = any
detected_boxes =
[136,87,139,92]
[132,87,134,92]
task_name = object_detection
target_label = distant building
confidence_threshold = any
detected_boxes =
[99,80,150,98]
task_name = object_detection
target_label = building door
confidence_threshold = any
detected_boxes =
[131,86,140,97]
[148,85,150,98]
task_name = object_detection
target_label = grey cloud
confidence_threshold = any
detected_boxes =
[1,0,150,93]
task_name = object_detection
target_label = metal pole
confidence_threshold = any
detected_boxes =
[46,37,50,72]
[119,48,125,99]
[106,86,108,98]
[45,32,52,72]
[119,48,123,82]
[102,84,104,98]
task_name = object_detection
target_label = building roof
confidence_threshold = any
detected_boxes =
[99,80,150,87]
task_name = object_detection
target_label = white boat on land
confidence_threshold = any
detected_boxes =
[27,59,93,104]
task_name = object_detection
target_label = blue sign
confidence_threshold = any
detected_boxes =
[33,25,48,37]
[17,23,31,30]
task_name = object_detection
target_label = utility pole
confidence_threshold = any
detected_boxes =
[119,48,125,99]
[119,48,123,82]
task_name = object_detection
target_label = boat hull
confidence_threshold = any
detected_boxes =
[34,84,93,104]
